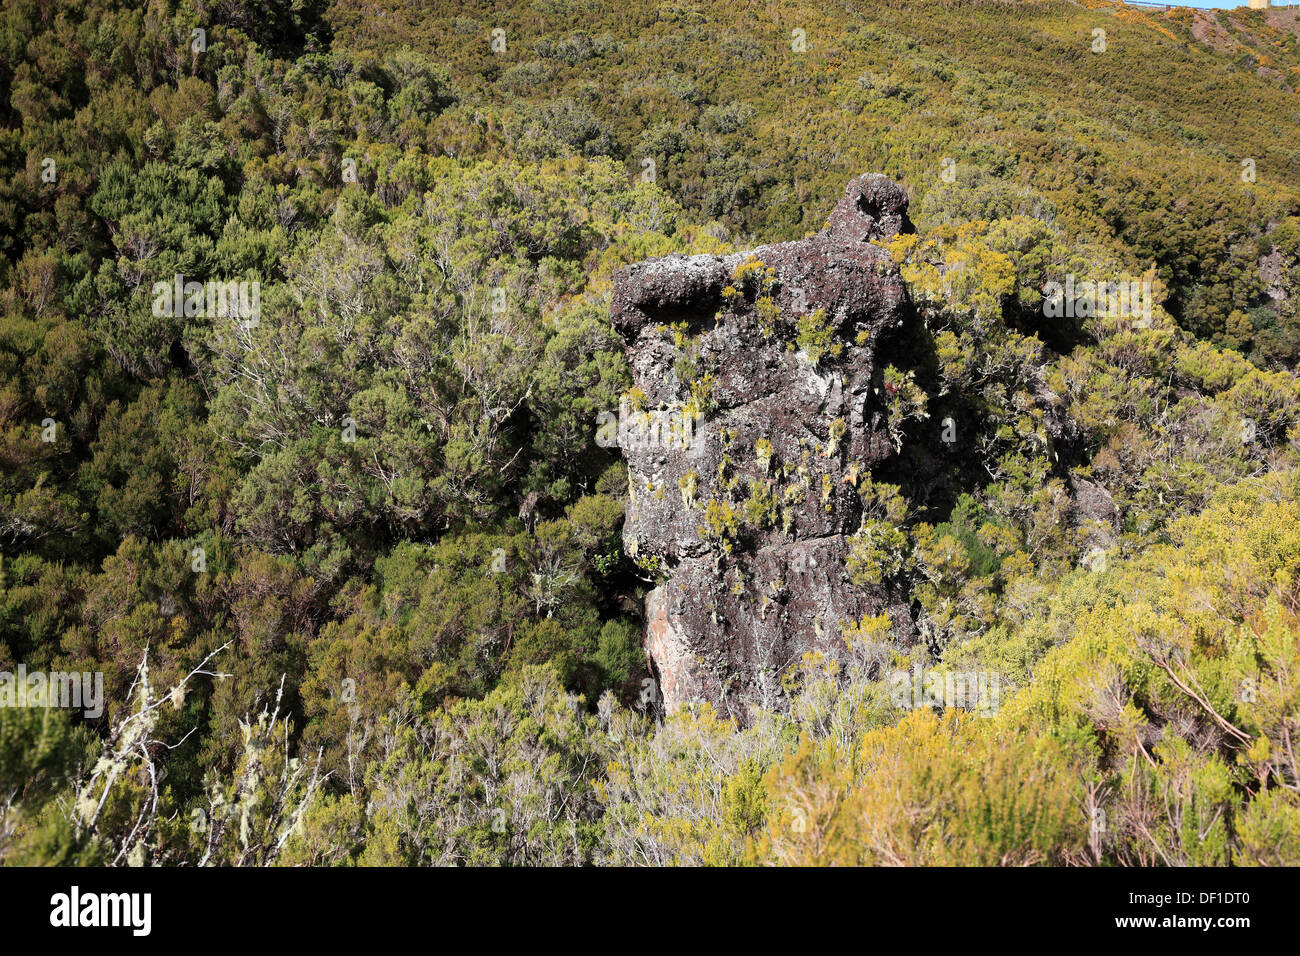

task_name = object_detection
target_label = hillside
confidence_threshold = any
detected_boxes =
[0,0,1296,867]
[329,0,1300,359]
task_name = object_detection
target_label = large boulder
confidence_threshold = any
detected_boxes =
[611,174,920,721]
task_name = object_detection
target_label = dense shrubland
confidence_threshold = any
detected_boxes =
[0,0,1297,864]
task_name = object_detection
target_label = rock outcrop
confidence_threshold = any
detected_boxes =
[611,174,920,721]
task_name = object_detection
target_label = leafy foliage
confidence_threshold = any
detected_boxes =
[0,0,1298,866]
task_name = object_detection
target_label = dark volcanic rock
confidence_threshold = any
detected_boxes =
[612,174,920,721]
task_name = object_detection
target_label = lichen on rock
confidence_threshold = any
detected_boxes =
[611,173,921,721]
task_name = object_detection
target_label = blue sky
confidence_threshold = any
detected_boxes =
[1169,0,1294,7]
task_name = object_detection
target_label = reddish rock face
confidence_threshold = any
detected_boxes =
[611,174,919,722]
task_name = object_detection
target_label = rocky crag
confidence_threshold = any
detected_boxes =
[611,174,922,720]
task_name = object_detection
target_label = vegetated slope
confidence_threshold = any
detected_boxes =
[0,0,1295,865]
[615,472,1300,866]
[331,0,1300,362]
[1175,2,1300,85]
